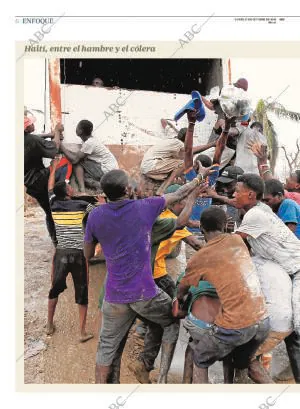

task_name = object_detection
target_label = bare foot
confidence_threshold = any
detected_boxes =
[46,323,55,336]
[79,333,94,343]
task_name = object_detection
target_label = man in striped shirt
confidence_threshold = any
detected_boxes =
[46,156,95,342]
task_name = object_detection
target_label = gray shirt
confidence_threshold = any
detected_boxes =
[235,127,267,175]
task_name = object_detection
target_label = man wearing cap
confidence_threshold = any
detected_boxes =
[24,116,63,246]
[206,166,245,230]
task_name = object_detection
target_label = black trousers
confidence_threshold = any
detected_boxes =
[285,331,300,383]
[28,188,57,245]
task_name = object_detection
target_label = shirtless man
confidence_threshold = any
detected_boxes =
[174,206,269,383]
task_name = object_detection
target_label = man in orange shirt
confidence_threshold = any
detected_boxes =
[175,206,270,383]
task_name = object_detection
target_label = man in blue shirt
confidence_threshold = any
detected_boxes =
[264,179,300,239]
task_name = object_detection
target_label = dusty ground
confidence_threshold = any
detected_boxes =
[24,207,293,384]
[24,206,139,384]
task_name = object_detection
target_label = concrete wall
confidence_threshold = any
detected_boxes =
[60,84,218,146]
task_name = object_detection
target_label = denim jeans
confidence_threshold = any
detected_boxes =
[183,316,270,369]
[96,288,179,366]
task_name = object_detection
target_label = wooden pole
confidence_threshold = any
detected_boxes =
[48,59,62,129]
[228,58,232,85]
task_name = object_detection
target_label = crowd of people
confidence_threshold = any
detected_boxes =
[24,77,300,384]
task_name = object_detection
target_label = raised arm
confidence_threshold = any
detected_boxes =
[202,186,237,206]
[201,96,214,111]
[53,123,64,150]
[176,184,208,228]
[48,156,61,191]
[193,142,216,154]
[163,176,206,207]
[161,118,179,134]
[184,110,197,170]
[246,140,272,180]
[212,116,234,165]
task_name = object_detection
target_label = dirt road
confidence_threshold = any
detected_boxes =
[24,207,140,384]
[24,207,293,384]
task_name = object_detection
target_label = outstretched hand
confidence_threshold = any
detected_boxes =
[200,186,218,199]
[190,181,209,199]
[246,138,268,160]
[196,162,219,180]
[187,109,197,124]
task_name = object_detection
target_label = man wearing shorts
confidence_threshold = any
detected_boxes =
[46,157,95,342]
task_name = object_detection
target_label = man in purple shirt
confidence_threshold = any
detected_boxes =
[84,169,206,383]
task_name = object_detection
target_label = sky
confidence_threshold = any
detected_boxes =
[231,58,300,179]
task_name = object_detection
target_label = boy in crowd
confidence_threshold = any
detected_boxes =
[264,178,300,238]
[60,120,119,192]
[46,157,95,342]
[202,165,245,231]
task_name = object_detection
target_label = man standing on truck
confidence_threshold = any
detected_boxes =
[140,127,214,196]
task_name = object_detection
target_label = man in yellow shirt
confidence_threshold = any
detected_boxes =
[153,199,197,290]
[131,184,204,383]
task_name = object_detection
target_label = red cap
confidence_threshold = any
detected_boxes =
[24,116,36,130]
[233,78,248,91]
